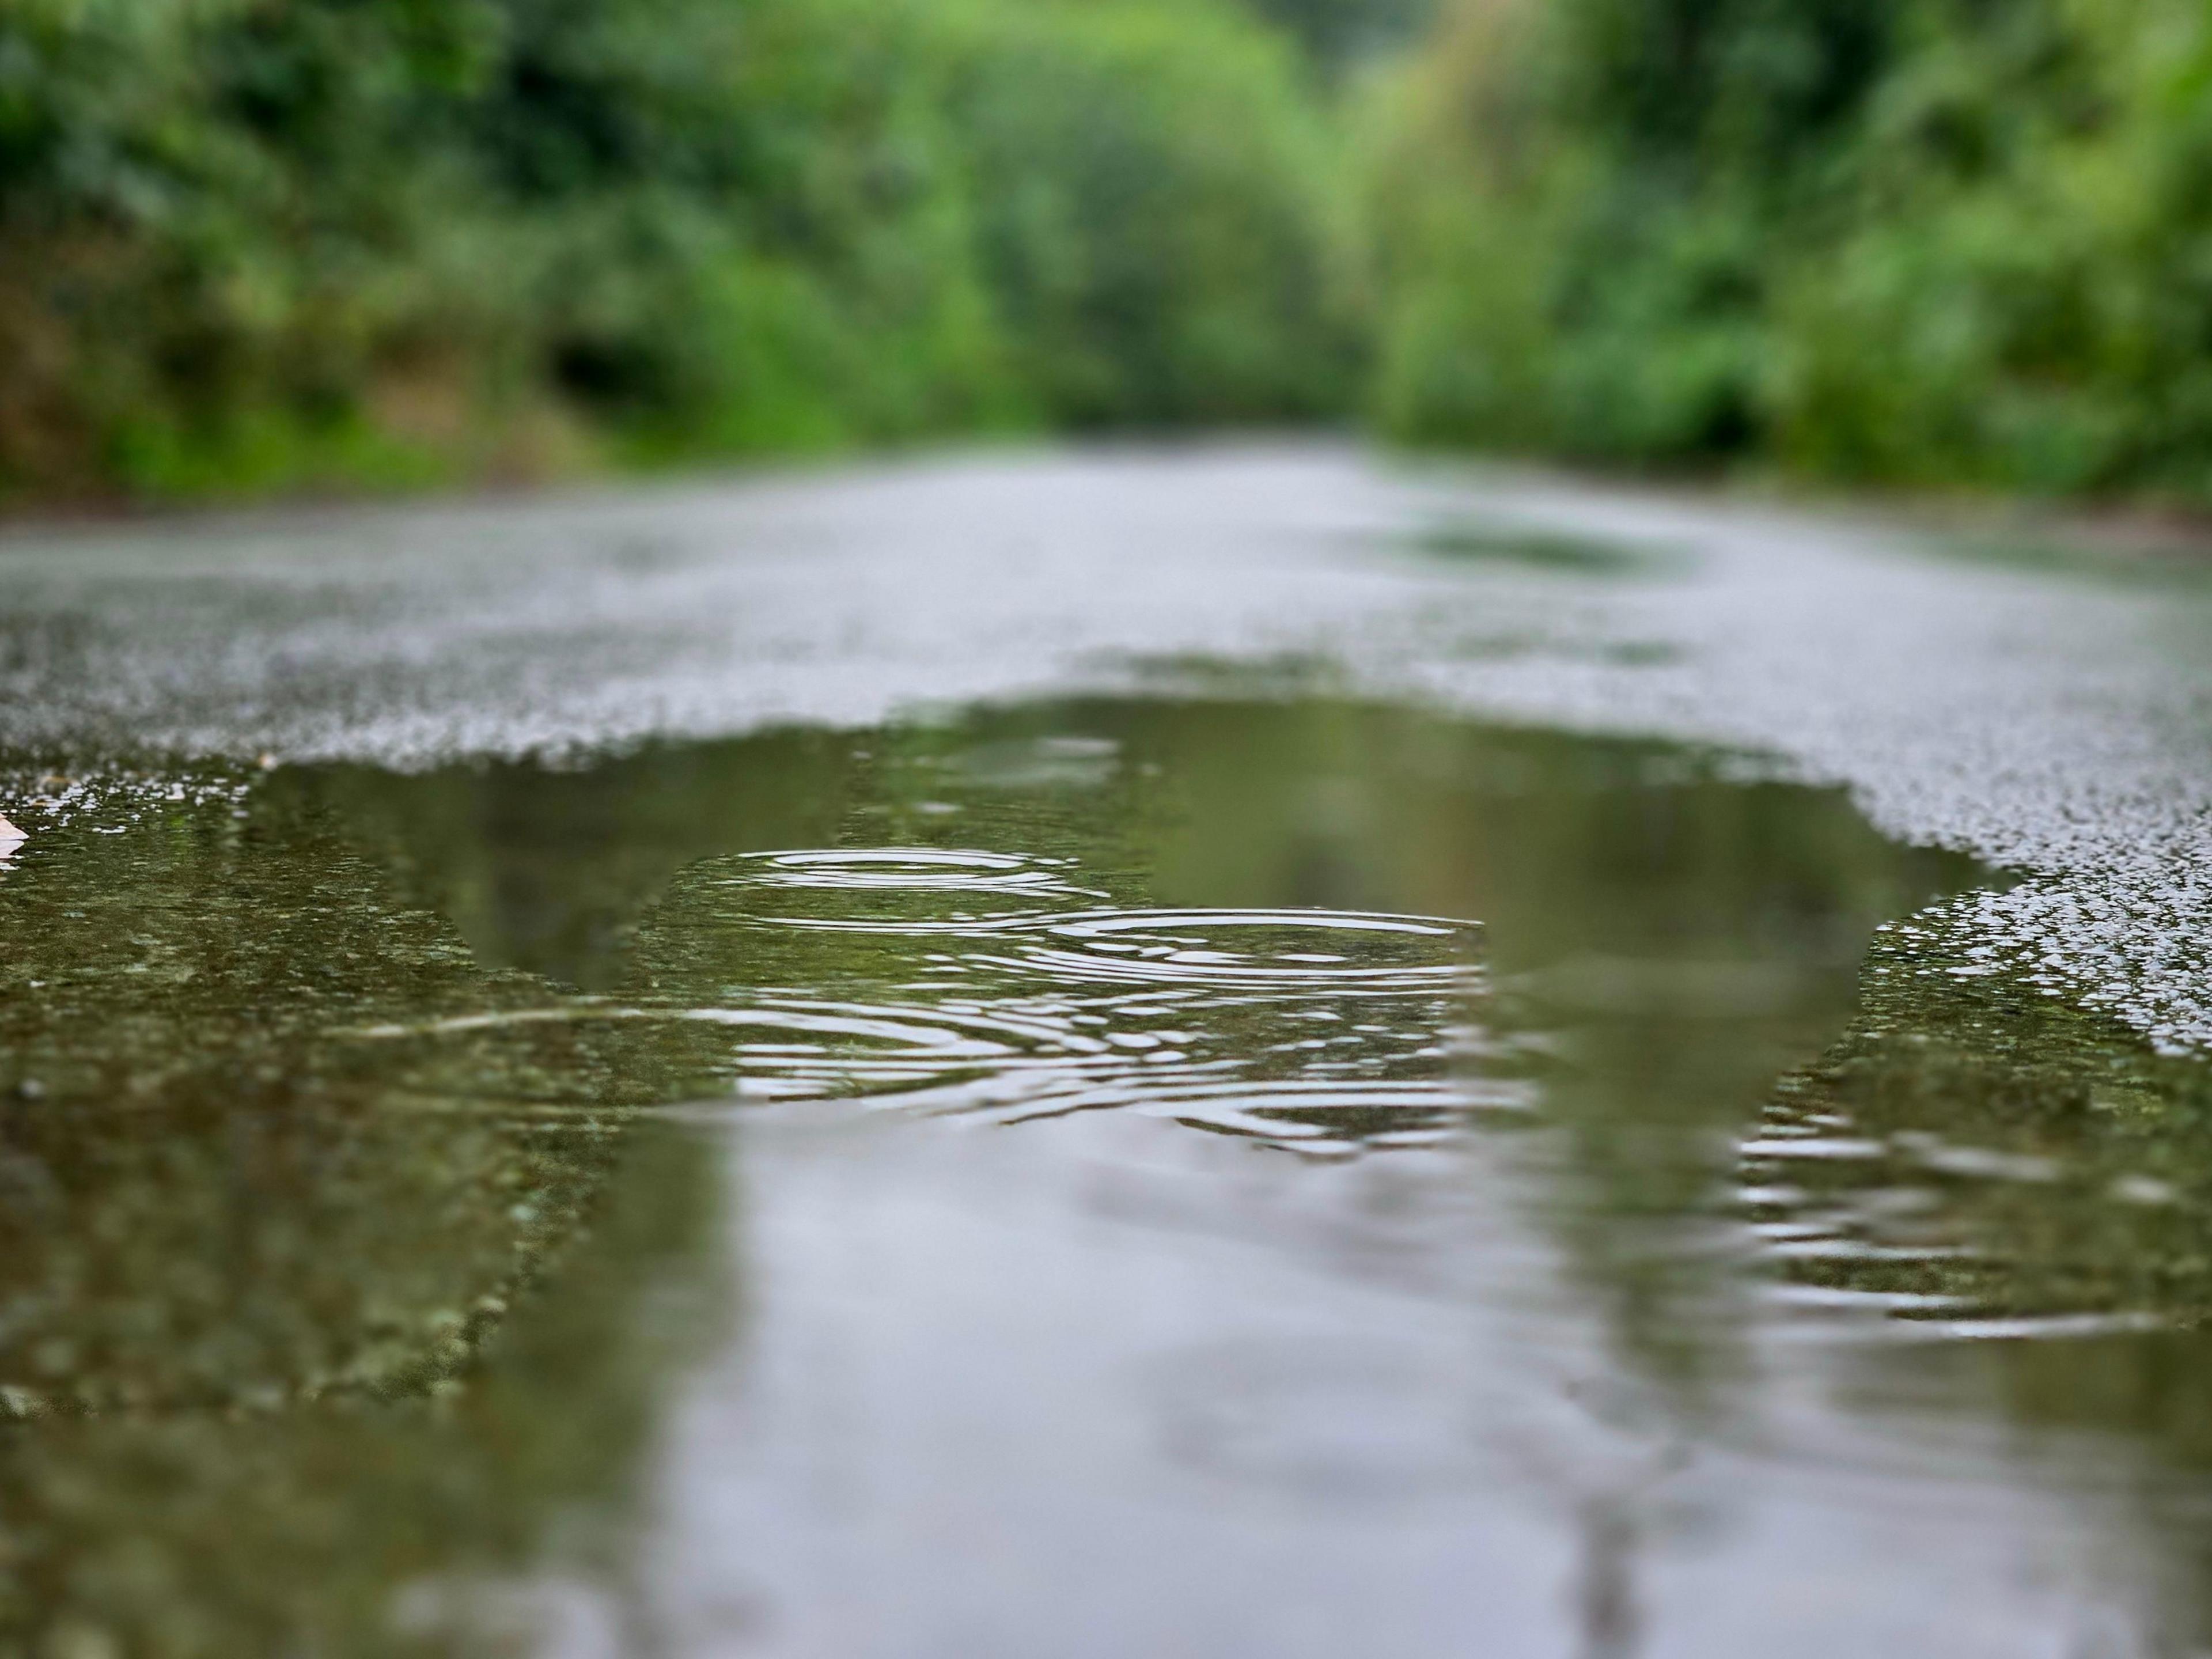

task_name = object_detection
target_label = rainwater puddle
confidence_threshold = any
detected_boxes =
[3,695,2212,1656]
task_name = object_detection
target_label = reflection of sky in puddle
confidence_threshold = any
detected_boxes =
[5,694,2212,1656]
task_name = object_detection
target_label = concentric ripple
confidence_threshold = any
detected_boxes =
[732,847,1108,900]
[354,849,1512,1154]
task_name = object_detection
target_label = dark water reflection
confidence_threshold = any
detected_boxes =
[4,695,2212,1653]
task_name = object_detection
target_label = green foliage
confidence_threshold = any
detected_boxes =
[0,0,1358,501]
[1366,0,2212,502]
[1237,0,1438,72]
[26,0,2212,507]
[935,1,1359,426]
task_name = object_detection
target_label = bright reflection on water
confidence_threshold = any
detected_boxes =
[353,850,1491,1150]
[7,694,2212,1656]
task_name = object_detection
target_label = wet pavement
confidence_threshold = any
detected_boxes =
[4,449,2212,1655]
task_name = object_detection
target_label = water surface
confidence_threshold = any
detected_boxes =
[3,692,2211,1656]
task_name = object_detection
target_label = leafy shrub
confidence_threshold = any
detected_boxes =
[934,0,1359,427]
[0,0,1358,501]
[1366,0,2212,503]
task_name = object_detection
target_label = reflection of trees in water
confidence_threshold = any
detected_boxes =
[1432,745,1982,1409]
[3,694,2154,1654]
[1752,926,2212,1329]
[0,777,732,1653]
[1748,927,2212,1650]
[1413,739,1984,1659]
[0,1124,725,1657]
[272,698,1997,1654]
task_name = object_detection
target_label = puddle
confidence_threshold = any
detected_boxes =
[3,694,2211,1654]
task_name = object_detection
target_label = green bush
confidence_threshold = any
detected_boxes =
[1767,1,2212,498]
[28,0,2212,509]
[934,0,1359,427]
[1365,0,2212,503]
[0,0,1359,502]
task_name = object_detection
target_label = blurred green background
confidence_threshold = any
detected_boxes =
[7,0,2210,506]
